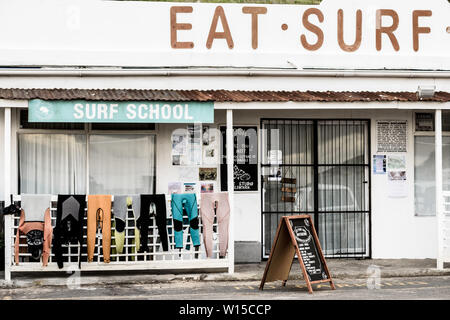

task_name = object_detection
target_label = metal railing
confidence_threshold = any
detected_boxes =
[261,119,371,259]
[4,195,230,278]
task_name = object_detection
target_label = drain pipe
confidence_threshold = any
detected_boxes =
[0,68,449,78]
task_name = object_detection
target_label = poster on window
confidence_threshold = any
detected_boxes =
[387,170,408,198]
[220,126,258,192]
[183,182,197,194]
[168,182,182,194]
[200,182,215,193]
[171,132,186,166]
[188,124,202,166]
[202,125,219,166]
[373,155,386,174]
[172,125,203,166]
[387,155,406,171]
[199,167,217,181]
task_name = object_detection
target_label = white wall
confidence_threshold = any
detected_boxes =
[0,75,448,93]
[0,103,440,259]
[0,108,19,202]
[0,108,3,201]
[367,110,436,259]
[154,110,262,243]
[154,106,438,258]
[0,0,449,70]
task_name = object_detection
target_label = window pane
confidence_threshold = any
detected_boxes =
[89,134,155,194]
[91,123,155,130]
[19,134,87,194]
[261,120,314,166]
[318,120,367,165]
[414,136,450,216]
[443,111,450,132]
[414,111,450,132]
[20,109,84,130]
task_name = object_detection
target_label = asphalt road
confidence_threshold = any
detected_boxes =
[1,276,450,300]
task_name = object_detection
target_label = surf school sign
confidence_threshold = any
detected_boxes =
[28,99,214,123]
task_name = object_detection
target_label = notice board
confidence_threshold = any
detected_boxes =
[220,126,258,192]
[376,120,407,152]
[259,215,335,294]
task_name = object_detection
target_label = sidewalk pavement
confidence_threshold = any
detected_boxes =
[1,259,450,289]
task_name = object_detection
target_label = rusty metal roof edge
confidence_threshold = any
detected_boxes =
[0,88,448,102]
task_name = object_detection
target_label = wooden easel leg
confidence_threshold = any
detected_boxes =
[330,280,336,290]
[306,283,314,294]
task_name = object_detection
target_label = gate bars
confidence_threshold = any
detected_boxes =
[261,119,371,259]
[4,195,230,275]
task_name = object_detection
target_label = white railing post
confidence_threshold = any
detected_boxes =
[436,109,444,270]
[226,109,235,274]
[3,107,12,281]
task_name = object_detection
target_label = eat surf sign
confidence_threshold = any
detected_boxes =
[28,99,214,123]
[0,0,449,70]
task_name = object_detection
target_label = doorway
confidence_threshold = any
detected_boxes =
[261,119,371,259]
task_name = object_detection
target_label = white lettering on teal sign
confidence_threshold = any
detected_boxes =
[28,99,214,123]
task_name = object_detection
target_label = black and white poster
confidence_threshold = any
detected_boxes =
[220,126,258,192]
[376,120,407,153]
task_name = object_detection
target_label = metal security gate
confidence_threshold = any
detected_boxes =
[261,119,371,259]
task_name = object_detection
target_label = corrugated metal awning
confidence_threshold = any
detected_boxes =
[0,88,449,102]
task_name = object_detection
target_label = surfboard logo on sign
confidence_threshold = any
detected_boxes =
[33,101,56,121]
[293,226,312,244]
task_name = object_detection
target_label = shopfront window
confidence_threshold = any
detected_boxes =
[89,134,155,194]
[414,136,450,216]
[19,134,87,194]
[19,133,156,195]
[414,111,450,216]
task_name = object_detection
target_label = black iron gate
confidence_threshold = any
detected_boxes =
[261,119,371,259]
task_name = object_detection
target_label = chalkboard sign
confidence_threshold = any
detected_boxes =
[259,215,335,294]
[290,218,328,282]
[220,126,258,192]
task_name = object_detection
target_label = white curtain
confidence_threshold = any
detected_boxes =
[19,134,87,194]
[414,136,450,216]
[89,134,155,195]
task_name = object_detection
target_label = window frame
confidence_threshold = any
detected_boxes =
[16,108,158,195]
[413,111,450,217]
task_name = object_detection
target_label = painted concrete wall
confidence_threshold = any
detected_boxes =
[154,110,262,245]
[0,108,3,202]
[0,108,19,203]
[1,0,449,70]
[0,0,446,261]
[152,107,438,259]
[0,75,448,93]
[0,103,440,260]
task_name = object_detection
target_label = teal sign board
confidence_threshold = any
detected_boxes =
[28,99,214,123]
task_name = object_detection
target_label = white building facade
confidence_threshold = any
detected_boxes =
[1,0,450,279]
